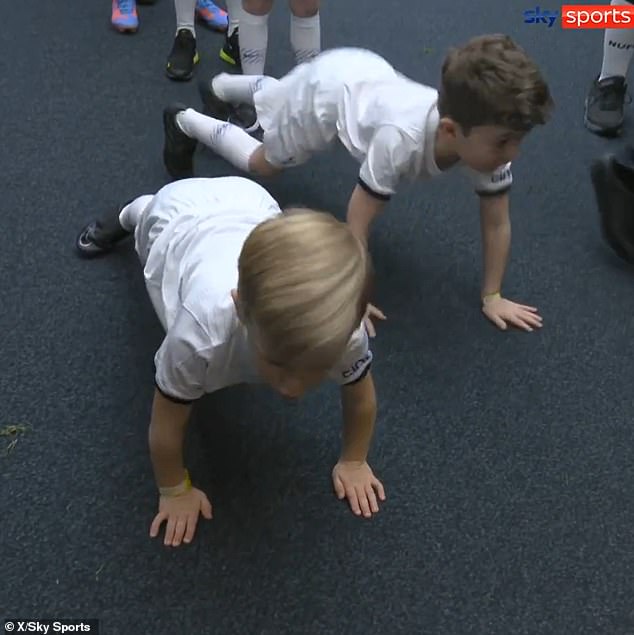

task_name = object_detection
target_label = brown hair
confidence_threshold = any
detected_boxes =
[237,208,372,371]
[437,34,554,134]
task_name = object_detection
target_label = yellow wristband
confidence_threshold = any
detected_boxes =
[482,291,501,303]
[159,469,192,497]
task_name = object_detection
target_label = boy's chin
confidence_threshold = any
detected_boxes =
[467,159,505,173]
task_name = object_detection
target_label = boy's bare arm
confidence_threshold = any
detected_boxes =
[479,192,511,298]
[333,372,385,518]
[478,192,543,331]
[148,388,212,547]
[339,372,377,462]
[346,184,387,243]
[346,185,389,336]
[148,388,192,488]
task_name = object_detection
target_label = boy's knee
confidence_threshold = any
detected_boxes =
[289,0,319,18]
[243,0,273,15]
[248,146,282,177]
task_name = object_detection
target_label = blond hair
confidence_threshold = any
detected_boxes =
[438,34,554,133]
[237,208,372,371]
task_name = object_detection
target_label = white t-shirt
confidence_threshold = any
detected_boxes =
[136,177,374,403]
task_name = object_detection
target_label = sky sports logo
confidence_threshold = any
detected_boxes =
[524,5,634,28]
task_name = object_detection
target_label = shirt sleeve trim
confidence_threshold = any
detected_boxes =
[476,185,512,197]
[358,177,392,201]
[341,361,372,386]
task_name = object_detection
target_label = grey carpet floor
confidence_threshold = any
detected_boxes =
[1,1,633,633]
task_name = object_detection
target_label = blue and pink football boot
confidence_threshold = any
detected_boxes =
[111,0,228,34]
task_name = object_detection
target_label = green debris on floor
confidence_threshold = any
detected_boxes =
[0,423,30,455]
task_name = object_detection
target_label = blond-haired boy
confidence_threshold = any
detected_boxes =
[163,34,554,332]
[76,176,384,547]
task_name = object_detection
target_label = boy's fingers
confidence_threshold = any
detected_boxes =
[510,315,529,328]
[524,313,543,326]
[373,478,386,501]
[149,512,167,538]
[333,475,346,499]
[172,518,188,546]
[356,487,372,517]
[164,517,177,546]
[365,486,379,514]
[201,497,213,519]
[511,316,534,331]
[367,304,386,319]
[183,514,199,544]
[346,487,362,515]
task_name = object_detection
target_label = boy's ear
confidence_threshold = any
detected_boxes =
[439,116,459,138]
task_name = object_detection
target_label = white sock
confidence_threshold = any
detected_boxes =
[119,195,154,231]
[599,0,634,80]
[240,10,269,75]
[211,72,277,104]
[175,0,196,35]
[290,12,321,65]
[225,0,242,36]
[176,108,261,171]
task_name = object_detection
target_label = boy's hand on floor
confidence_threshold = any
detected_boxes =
[363,303,386,338]
[482,295,543,332]
[332,460,386,518]
[150,487,213,547]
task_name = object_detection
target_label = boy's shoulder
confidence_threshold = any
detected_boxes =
[155,296,246,402]
[363,78,439,142]
[180,287,240,350]
[328,324,373,386]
